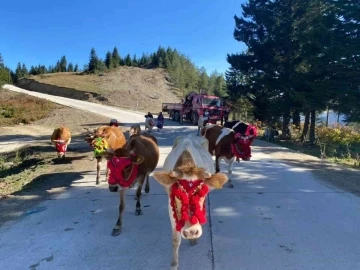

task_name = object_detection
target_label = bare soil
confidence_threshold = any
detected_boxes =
[20,66,181,113]
[0,106,130,227]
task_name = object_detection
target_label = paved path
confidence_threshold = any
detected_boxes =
[1,84,359,270]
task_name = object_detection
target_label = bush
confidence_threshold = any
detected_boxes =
[317,124,360,160]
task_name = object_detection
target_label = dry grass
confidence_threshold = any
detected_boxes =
[0,88,60,126]
[33,72,102,93]
[29,66,182,113]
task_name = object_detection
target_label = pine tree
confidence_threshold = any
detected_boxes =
[67,62,74,72]
[132,54,138,67]
[74,64,79,72]
[21,63,28,76]
[112,47,121,68]
[124,54,132,66]
[59,55,67,72]
[105,51,113,69]
[88,48,98,73]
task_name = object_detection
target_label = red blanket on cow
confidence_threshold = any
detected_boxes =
[231,125,257,161]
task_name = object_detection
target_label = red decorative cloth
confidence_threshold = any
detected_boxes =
[55,140,67,153]
[107,156,139,188]
[169,179,209,232]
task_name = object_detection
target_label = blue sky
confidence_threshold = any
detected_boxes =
[0,0,246,75]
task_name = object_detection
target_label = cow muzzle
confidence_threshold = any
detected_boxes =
[181,223,202,239]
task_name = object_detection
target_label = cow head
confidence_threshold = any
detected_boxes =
[153,165,227,240]
[104,148,145,192]
[52,139,67,158]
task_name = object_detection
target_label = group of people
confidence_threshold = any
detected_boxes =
[144,111,164,131]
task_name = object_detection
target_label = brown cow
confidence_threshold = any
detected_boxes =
[51,126,71,158]
[201,121,257,188]
[153,134,228,270]
[104,134,160,236]
[85,125,126,185]
[201,124,236,188]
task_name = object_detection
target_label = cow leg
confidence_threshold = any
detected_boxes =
[144,174,150,194]
[170,228,181,270]
[96,157,101,185]
[112,188,126,236]
[135,176,145,215]
[226,157,235,188]
[215,155,220,173]
[105,165,109,182]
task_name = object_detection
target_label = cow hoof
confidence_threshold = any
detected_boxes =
[215,169,220,173]
[111,228,122,236]
[189,239,197,246]
[227,183,234,188]
[135,209,143,216]
[96,181,100,185]
[145,188,150,194]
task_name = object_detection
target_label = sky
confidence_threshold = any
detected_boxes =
[0,0,247,75]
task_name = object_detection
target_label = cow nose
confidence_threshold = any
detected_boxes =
[183,229,199,238]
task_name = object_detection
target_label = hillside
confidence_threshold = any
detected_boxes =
[18,66,182,113]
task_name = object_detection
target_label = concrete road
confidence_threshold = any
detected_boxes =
[1,85,360,270]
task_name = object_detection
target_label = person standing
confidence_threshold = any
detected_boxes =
[156,112,164,131]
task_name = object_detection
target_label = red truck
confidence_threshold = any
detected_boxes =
[162,92,231,125]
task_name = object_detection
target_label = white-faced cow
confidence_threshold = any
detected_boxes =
[51,126,71,158]
[85,125,126,185]
[105,134,159,236]
[153,134,228,270]
[201,121,257,188]
[144,117,156,133]
[196,111,210,136]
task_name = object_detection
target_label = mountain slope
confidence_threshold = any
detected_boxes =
[17,66,181,113]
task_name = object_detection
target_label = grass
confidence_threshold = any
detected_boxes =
[0,88,60,126]
[258,135,360,169]
[33,72,102,93]
[0,146,51,196]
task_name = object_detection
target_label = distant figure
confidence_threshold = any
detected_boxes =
[156,112,164,131]
[145,112,153,119]
[109,119,119,127]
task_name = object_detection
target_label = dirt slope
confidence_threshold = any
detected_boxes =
[18,66,181,113]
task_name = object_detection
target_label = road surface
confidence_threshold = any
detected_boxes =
[1,84,360,270]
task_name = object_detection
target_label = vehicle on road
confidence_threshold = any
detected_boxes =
[161,91,230,125]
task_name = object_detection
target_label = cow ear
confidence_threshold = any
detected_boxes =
[132,154,145,164]
[153,171,178,187]
[204,173,228,189]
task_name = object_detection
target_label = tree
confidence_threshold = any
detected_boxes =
[67,62,74,72]
[124,54,132,66]
[132,54,138,67]
[74,64,79,72]
[59,55,67,72]
[88,48,105,73]
[105,51,113,69]
[112,47,121,67]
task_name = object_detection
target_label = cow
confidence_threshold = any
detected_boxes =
[196,111,210,136]
[153,134,228,270]
[51,126,71,158]
[201,121,257,188]
[145,117,156,133]
[85,125,126,185]
[129,124,141,136]
[104,134,160,236]
[264,126,279,142]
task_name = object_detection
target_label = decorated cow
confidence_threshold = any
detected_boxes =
[51,126,71,158]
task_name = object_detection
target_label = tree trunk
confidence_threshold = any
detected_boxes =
[337,112,340,123]
[309,110,316,144]
[326,107,329,127]
[281,111,290,139]
[292,110,301,129]
[300,111,310,142]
